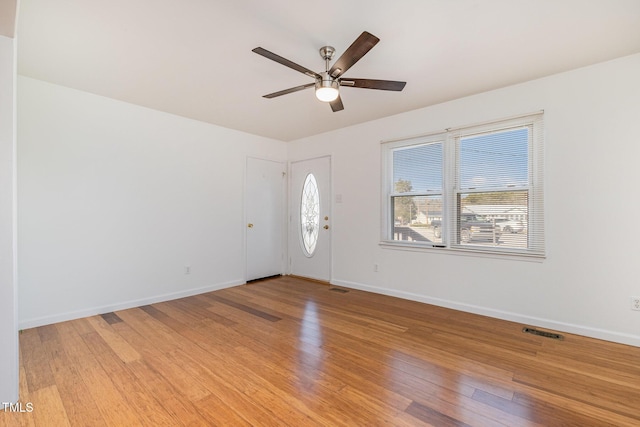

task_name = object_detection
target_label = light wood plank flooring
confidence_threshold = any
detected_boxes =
[3,276,640,426]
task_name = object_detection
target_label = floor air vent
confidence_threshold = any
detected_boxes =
[523,327,564,340]
[329,287,349,293]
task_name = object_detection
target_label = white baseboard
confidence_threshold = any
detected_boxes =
[18,279,243,330]
[331,279,640,348]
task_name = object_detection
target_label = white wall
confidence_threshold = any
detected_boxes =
[18,77,287,328]
[0,34,18,403]
[289,53,640,347]
[17,54,640,347]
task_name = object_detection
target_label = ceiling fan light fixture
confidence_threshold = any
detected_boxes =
[315,72,339,102]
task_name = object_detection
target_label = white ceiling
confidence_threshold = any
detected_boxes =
[15,0,640,141]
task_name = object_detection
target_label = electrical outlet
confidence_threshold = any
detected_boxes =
[631,296,640,311]
[374,263,379,272]
[185,266,191,275]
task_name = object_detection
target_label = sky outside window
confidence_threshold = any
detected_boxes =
[459,127,529,190]
[393,142,443,193]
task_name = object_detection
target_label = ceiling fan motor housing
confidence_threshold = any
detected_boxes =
[315,71,339,102]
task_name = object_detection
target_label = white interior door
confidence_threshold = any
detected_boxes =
[246,157,286,281]
[289,156,331,282]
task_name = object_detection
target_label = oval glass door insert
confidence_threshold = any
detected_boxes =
[300,173,320,256]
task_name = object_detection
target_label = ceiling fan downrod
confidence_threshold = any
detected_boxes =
[319,46,335,70]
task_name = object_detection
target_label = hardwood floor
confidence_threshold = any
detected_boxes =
[3,276,640,426]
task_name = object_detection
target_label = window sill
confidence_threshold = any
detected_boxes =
[379,240,545,262]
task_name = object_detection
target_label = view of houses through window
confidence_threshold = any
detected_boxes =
[392,190,528,249]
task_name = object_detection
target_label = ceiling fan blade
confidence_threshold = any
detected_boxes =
[263,82,315,99]
[340,78,406,91]
[252,47,320,79]
[330,95,344,112]
[328,31,380,78]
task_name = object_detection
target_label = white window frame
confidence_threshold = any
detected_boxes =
[381,112,544,259]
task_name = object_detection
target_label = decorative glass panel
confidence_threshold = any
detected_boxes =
[300,173,320,256]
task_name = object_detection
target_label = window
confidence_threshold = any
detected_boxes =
[388,135,444,245]
[382,112,544,257]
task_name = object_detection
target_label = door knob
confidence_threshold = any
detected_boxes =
[248,223,254,228]
[323,225,329,230]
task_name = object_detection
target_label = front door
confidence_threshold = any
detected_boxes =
[246,157,286,281]
[289,156,331,282]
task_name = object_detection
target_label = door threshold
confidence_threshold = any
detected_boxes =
[287,274,331,286]
[246,274,282,284]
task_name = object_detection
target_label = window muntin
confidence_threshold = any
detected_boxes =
[382,113,544,257]
[300,173,320,256]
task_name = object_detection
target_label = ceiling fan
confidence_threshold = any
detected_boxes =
[252,31,406,112]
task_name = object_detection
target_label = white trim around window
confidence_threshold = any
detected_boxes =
[381,112,544,259]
